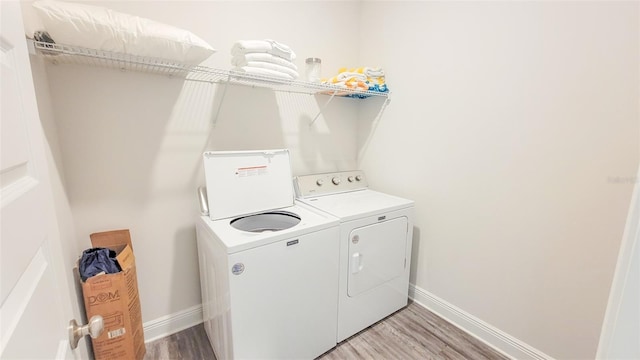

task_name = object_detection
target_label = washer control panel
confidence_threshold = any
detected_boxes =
[294,170,368,198]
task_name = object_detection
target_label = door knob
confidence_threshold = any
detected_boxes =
[69,315,104,350]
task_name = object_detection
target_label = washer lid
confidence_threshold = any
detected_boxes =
[203,149,294,220]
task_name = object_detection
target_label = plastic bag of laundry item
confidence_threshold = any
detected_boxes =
[79,247,122,281]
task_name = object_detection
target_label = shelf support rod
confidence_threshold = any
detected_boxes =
[310,90,338,126]
[356,95,392,162]
[211,75,231,127]
[375,97,391,123]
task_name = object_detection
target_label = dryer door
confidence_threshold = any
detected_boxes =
[347,216,408,297]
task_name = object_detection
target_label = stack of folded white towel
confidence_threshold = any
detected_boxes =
[230,39,298,80]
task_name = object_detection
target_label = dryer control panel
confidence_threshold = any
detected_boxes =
[294,170,368,198]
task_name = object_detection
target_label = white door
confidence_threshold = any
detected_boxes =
[1,1,78,358]
[347,216,408,297]
[596,165,640,359]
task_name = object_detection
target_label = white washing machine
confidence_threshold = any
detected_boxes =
[196,149,340,360]
[294,170,414,342]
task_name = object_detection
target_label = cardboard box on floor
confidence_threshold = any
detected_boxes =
[81,229,146,360]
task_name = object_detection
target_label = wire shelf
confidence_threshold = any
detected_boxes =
[29,39,389,98]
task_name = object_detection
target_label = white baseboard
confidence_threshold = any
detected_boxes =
[143,305,203,343]
[409,284,553,360]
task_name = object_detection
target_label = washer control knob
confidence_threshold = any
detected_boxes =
[355,175,363,181]
[348,176,355,182]
[332,177,341,185]
[316,179,324,186]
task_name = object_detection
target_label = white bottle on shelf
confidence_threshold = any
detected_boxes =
[305,58,322,83]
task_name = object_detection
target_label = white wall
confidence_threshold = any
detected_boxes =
[24,0,364,335]
[24,0,639,358]
[358,1,639,359]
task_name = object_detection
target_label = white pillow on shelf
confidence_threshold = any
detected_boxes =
[32,0,216,65]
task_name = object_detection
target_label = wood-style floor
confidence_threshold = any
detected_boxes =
[144,301,510,360]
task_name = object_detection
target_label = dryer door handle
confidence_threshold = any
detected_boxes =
[351,253,363,274]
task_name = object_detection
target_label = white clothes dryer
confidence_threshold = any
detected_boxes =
[294,170,414,342]
[196,150,340,360]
